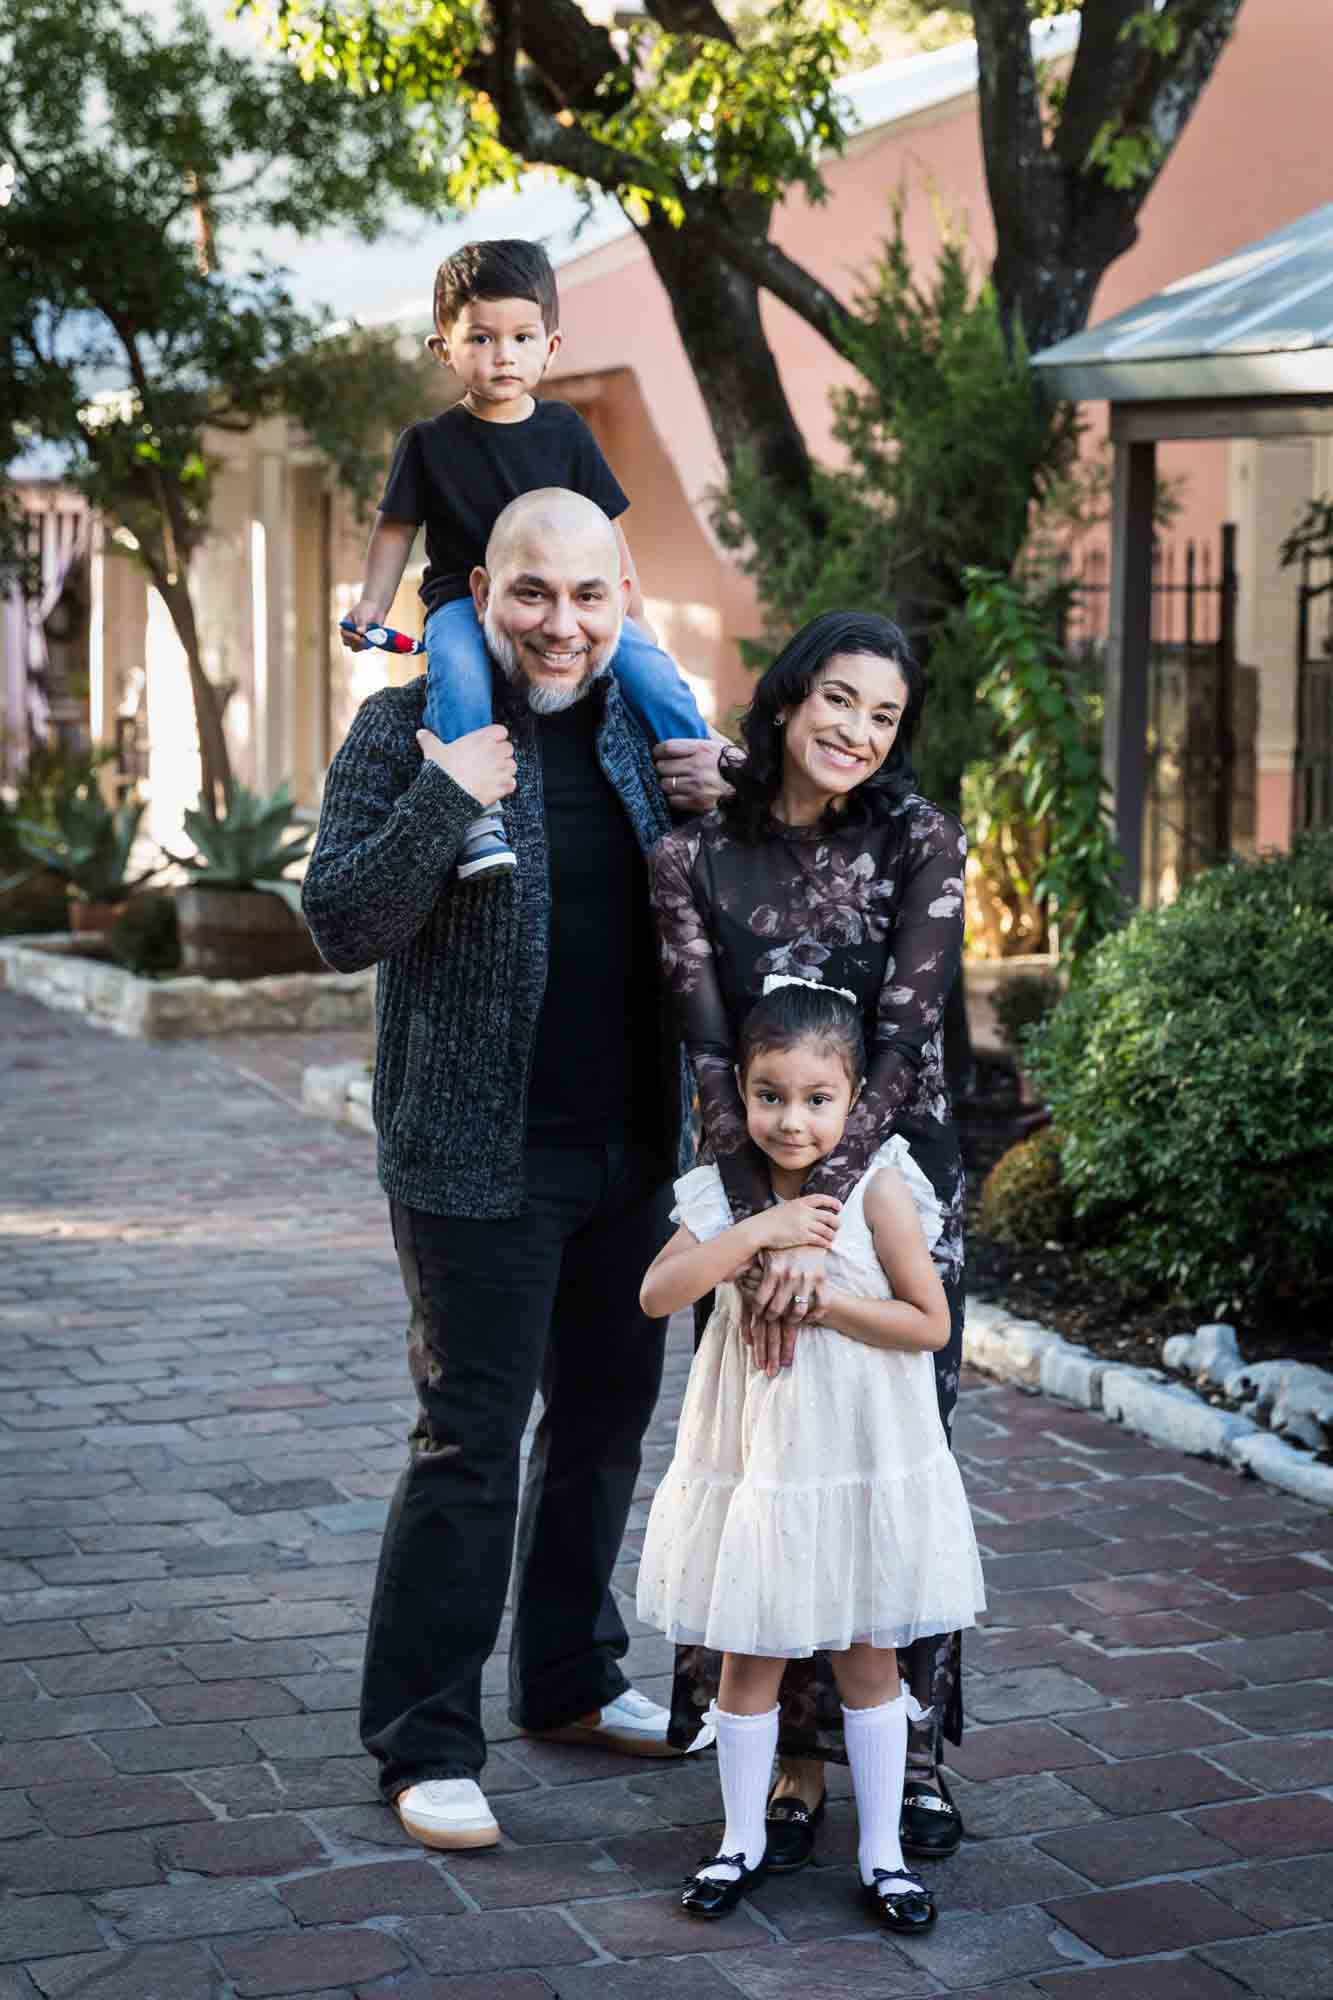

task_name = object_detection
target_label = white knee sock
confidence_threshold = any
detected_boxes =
[700,1704,779,1881]
[842,1692,913,1888]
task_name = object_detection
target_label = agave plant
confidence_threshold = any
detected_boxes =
[15,786,161,904]
[175,781,313,911]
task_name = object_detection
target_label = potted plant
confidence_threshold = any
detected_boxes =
[171,781,318,979]
[12,782,161,933]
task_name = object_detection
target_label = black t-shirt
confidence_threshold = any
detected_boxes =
[525,694,663,1147]
[380,400,630,615]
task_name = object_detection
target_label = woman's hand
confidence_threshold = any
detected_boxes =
[745,1196,840,1256]
[653,737,735,815]
[750,1245,828,1323]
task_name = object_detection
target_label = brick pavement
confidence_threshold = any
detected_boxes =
[2,987,1331,1999]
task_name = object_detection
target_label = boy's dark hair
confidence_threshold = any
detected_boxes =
[433,239,560,336]
[738,982,866,1087]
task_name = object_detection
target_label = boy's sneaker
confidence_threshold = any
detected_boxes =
[457,810,516,881]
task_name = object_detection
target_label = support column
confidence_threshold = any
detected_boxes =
[1104,437,1156,905]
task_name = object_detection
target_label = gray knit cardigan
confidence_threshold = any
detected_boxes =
[302,670,690,1217]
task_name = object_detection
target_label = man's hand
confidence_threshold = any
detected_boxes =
[340,600,385,653]
[654,736,734,815]
[417,725,516,809]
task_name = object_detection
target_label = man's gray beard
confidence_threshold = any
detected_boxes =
[484,605,617,715]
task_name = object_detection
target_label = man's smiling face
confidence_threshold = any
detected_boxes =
[473,497,629,714]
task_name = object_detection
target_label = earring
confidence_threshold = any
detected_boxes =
[775,714,786,727]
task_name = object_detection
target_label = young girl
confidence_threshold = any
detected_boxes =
[637,978,985,1932]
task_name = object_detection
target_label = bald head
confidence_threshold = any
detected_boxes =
[485,488,620,582]
[472,487,629,714]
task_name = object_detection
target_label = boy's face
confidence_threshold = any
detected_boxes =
[430,296,561,408]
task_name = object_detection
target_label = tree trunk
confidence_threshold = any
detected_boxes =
[637,211,821,527]
[155,568,234,816]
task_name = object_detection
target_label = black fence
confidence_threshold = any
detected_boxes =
[1043,529,1256,905]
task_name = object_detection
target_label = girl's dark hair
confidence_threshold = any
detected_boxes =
[738,982,866,1086]
[721,609,924,839]
[433,239,560,335]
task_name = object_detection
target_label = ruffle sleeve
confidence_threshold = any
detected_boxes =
[670,1164,734,1245]
[868,1135,945,1256]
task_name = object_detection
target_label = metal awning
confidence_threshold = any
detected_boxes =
[1029,204,1333,905]
[1032,202,1333,406]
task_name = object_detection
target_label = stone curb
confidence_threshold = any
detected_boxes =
[0,936,374,1039]
[964,1295,1333,1508]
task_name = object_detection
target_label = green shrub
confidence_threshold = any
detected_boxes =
[107,892,180,977]
[1025,839,1333,1318]
[978,1126,1073,1248]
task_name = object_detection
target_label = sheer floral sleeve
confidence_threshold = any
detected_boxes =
[804,803,966,1205]
[648,827,772,1222]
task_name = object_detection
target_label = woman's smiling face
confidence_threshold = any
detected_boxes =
[779,651,910,809]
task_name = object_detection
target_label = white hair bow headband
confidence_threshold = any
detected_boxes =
[762,974,858,1006]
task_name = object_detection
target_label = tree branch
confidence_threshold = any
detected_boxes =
[1118,0,1246,202]
[686,201,857,362]
[1055,0,1143,172]
[641,0,737,43]
[514,0,630,112]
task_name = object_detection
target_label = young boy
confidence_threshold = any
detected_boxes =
[342,238,709,880]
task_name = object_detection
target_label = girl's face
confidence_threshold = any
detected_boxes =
[778,652,910,809]
[740,1037,859,1180]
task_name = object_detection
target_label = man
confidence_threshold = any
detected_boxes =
[303,489,725,1851]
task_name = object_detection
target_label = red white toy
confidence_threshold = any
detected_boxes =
[340,618,425,656]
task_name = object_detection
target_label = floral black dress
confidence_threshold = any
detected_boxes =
[649,793,967,1769]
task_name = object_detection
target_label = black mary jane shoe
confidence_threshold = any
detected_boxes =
[862,1866,937,1934]
[680,1851,767,1919]
[900,1771,963,1859]
[764,1789,826,1873]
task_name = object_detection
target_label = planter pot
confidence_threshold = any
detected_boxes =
[174,885,321,980]
[69,898,129,934]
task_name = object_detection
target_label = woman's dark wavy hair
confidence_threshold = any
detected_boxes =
[738,982,866,1087]
[721,609,924,839]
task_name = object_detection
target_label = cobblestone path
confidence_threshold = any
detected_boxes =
[2,989,1331,1999]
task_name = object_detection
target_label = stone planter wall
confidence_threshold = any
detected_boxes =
[302,1060,375,1134]
[0,935,374,1040]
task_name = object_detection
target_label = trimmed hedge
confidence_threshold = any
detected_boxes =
[978,1127,1072,1248]
[1025,832,1333,1320]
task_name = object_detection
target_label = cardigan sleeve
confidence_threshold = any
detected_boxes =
[301,694,481,973]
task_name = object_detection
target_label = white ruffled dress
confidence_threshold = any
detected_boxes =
[637,1138,986,1659]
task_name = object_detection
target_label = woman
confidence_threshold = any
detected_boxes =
[649,609,968,1870]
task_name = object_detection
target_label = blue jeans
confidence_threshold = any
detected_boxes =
[422,597,709,746]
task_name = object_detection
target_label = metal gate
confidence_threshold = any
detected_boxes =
[1294,547,1333,833]
[1056,525,1255,905]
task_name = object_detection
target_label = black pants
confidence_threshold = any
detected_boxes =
[360,1142,673,1799]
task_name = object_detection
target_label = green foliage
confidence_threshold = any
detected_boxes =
[175,781,313,891]
[251,0,877,218]
[990,969,1063,1052]
[965,569,1125,962]
[13,784,159,903]
[108,890,181,977]
[715,212,1073,805]
[0,0,450,799]
[1025,834,1333,1321]
[977,1126,1073,1249]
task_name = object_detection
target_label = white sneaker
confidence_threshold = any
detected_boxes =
[395,1778,499,1850]
[528,1687,699,1758]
